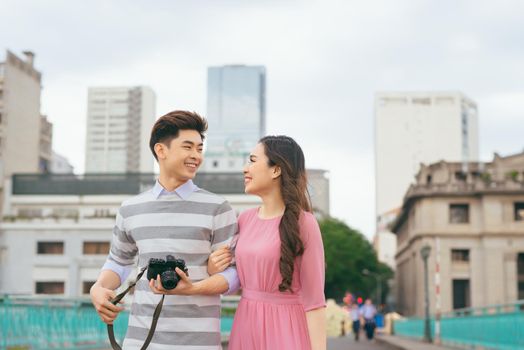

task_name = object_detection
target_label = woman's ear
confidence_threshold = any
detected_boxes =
[272,165,282,179]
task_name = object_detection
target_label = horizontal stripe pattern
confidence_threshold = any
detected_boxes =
[132,288,220,307]
[104,185,238,349]
[120,201,223,218]
[129,316,220,332]
[122,338,221,350]
[125,327,221,346]
[125,213,214,232]
[132,226,212,242]
[131,303,220,318]
[137,238,212,255]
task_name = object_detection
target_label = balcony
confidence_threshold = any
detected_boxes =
[404,179,524,202]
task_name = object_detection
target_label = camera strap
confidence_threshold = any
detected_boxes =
[107,266,165,350]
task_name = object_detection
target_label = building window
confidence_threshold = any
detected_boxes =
[451,249,470,262]
[82,281,96,294]
[452,279,470,309]
[37,241,64,255]
[18,208,43,218]
[518,253,524,300]
[213,161,218,168]
[514,202,524,221]
[83,241,110,255]
[412,97,431,105]
[450,204,469,223]
[454,172,467,181]
[35,282,65,294]
[426,175,432,184]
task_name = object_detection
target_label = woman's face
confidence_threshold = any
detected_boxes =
[243,142,280,195]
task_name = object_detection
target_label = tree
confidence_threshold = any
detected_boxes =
[320,218,393,303]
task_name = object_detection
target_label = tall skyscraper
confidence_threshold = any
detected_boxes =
[85,86,156,173]
[203,65,266,172]
[374,91,479,268]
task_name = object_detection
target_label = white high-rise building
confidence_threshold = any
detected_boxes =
[374,91,479,268]
[203,65,266,172]
[85,86,156,173]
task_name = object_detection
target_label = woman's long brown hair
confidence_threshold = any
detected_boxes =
[259,135,311,292]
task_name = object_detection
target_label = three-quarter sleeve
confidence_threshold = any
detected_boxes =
[102,208,138,285]
[298,212,326,312]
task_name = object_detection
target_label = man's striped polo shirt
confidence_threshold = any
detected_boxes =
[102,180,238,350]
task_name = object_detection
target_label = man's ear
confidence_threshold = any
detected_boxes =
[154,143,166,160]
[272,165,281,179]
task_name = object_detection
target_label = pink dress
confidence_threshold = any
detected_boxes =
[228,208,326,350]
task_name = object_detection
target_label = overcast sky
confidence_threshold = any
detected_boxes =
[1,0,523,238]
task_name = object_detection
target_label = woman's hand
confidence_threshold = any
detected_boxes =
[207,246,233,275]
[149,267,195,295]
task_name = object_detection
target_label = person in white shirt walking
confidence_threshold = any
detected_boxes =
[360,298,377,341]
[349,302,361,341]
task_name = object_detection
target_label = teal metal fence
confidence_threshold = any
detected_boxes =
[1,295,237,350]
[394,300,524,350]
[1,295,128,349]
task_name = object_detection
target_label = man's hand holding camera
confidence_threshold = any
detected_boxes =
[149,267,194,295]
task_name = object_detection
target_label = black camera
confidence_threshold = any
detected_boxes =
[147,255,189,290]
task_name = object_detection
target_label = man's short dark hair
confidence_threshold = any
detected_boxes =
[149,110,208,161]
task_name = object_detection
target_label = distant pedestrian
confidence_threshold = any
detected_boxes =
[350,302,361,341]
[361,298,377,340]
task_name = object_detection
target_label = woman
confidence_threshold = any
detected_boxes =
[151,135,326,349]
[227,135,326,350]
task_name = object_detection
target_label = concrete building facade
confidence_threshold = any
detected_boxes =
[0,50,53,214]
[392,151,524,317]
[0,170,329,297]
[374,91,479,269]
[0,51,47,180]
[39,115,53,172]
[85,86,156,174]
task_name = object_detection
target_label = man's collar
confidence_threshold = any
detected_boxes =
[152,179,198,200]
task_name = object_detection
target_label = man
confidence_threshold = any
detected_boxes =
[90,110,238,350]
[361,298,378,341]
[350,302,361,341]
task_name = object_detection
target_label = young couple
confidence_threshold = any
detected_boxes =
[90,110,326,350]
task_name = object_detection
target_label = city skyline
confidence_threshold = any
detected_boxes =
[2,1,524,238]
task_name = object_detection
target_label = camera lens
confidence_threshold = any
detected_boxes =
[160,270,179,290]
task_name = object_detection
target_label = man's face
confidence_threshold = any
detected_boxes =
[157,129,204,180]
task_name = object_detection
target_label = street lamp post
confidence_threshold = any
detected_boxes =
[420,245,432,343]
[362,269,381,305]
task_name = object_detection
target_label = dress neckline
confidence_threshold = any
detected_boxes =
[255,207,283,221]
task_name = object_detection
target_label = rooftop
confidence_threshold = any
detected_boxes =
[12,173,245,196]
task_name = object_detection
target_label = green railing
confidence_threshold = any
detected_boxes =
[394,300,524,350]
[1,295,238,349]
[1,295,128,349]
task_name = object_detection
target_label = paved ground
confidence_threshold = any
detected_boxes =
[223,337,396,350]
[328,336,399,350]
